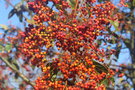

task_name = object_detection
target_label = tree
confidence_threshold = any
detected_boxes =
[20,0,129,89]
[0,0,134,89]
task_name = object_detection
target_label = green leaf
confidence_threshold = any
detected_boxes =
[31,65,36,70]
[51,75,56,81]
[109,20,119,31]
[133,0,135,6]
[101,79,109,86]
[67,0,76,9]
[8,2,25,22]
[0,44,3,52]
[108,36,117,44]
[0,24,8,30]
[126,2,132,8]
[16,11,23,22]
[93,60,108,73]
[101,77,114,86]
[5,44,12,52]
[98,0,103,3]
[110,77,115,82]
[114,20,119,27]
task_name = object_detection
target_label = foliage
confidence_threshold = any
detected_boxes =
[0,0,37,89]
[0,0,134,89]
[19,0,129,89]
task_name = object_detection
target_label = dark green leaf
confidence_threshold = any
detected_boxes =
[9,2,25,22]
[110,77,115,82]
[115,43,122,59]
[93,60,108,73]
[15,73,19,79]
[124,39,131,50]
[101,77,114,87]
[8,57,12,63]
[16,11,23,22]
[113,58,117,62]
[108,39,117,44]
[101,79,109,86]
[97,39,102,45]
[8,9,17,19]
[31,65,35,70]
[20,5,29,12]
[98,0,103,3]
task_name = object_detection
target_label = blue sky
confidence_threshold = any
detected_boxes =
[0,0,25,29]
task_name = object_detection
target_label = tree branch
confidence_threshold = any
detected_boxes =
[0,57,35,89]
[5,0,28,20]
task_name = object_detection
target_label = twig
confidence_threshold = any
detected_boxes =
[0,57,35,89]
[5,0,27,20]
[110,64,135,70]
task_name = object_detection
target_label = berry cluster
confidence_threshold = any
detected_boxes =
[20,0,120,89]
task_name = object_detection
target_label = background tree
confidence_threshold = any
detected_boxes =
[0,0,40,89]
[95,0,135,89]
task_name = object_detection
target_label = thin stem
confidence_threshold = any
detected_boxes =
[0,57,35,89]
